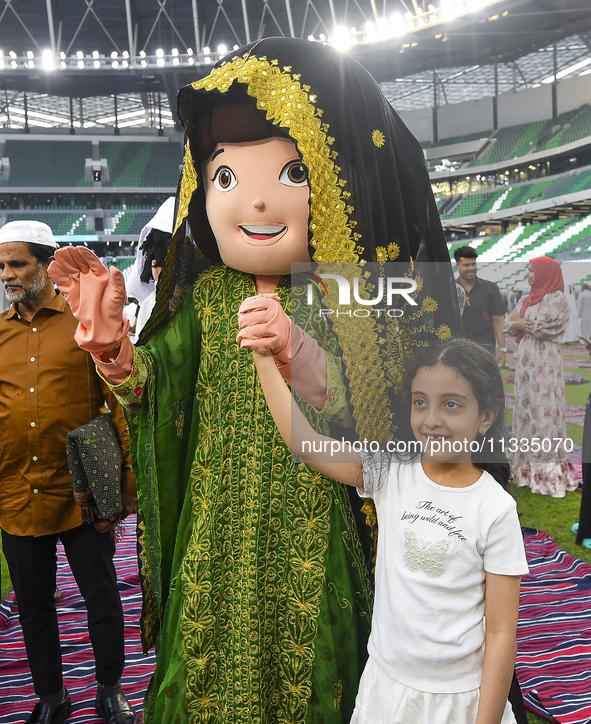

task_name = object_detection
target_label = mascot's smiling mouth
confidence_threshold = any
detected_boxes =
[238,223,287,246]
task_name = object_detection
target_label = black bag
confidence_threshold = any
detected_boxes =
[66,413,123,522]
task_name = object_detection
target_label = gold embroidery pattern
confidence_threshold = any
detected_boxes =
[190,54,359,263]
[372,130,385,148]
[175,410,185,438]
[333,680,343,712]
[177,267,370,723]
[174,140,199,235]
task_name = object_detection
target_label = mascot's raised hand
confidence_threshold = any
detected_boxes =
[48,246,129,354]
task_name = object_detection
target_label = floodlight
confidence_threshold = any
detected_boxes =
[233,45,239,50]
[140,59,147,67]
[307,35,315,41]
[188,57,195,65]
[9,51,16,58]
[350,27,357,34]
[428,4,436,10]
[27,60,35,68]
[60,61,66,69]
[156,48,164,57]
[139,50,146,58]
[42,49,55,71]
[77,60,85,69]
[76,51,84,59]
[93,59,100,68]
[111,51,118,59]
[172,48,179,56]
[112,60,119,68]
[187,48,193,55]
[203,46,211,54]
[157,57,165,67]
[173,57,179,65]
[122,51,129,58]
[59,51,66,59]
[10,60,17,68]
[92,50,100,59]
[391,13,406,36]
[27,51,34,59]
[217,44,227,55]
[122,60,128,68]
[332,26,351,51]
[319,34,326,41]
[204,56,211,64]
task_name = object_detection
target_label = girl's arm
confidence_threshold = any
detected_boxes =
[475,573,521,724]
[252,350,363,487]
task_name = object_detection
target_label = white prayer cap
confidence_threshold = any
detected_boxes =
[0,220,57,248]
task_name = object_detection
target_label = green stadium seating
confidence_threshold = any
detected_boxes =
[422,130,492,150]
[540,105,591,150]
[0,140,92,187]
[4,211,87,235]
[101,142,182,187]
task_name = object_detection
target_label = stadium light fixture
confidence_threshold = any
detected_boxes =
[112,60,119,68]
[122,51,129,59]
[122,60,128,68]
[173,57,180,66]
[77,60,85,69]
[172,48,179,56]
[187,48,193,55]
[140,59,147,67]
[27,51,34,59]
[188,57,195,65]
[332,26,351,51]
[203,47,211,54]
[76,51,84,60]
[93,60,100,68]
[204,56,212,64]
[92,51,100,59]
[60,61,67,69]
[10,60,16,68]
[156,48,164,57]
[217,44,227,55]
[9,51,17,59]
[111,51,118,59]
[157,57,165,67]
[233,45,240,50]
[42,49,55,71]
[139,50,146,58]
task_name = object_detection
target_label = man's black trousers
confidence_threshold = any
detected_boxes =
[2,523,125,696]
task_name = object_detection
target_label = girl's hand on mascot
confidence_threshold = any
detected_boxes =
[237,294,291,357]
[48,246,129,353]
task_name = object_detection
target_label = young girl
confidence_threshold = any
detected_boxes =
[247,330,528,724]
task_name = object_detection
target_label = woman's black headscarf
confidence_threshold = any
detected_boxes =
[141,36,460,447]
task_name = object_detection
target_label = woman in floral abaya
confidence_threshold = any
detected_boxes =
[504,257,577,497]
[49,38,459,724]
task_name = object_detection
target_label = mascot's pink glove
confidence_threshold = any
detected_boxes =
[237,294,328,410]
[48,247,130,353]
[49,247,133,384]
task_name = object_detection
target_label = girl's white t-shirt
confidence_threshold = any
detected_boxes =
[359,454,529,694]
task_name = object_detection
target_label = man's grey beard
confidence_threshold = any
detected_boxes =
[4,266,48,304]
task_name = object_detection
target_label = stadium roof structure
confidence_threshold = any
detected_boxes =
[0,0,590,97]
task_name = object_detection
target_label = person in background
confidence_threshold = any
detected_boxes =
[0,220,138,724]
[454,246,507,369]
[504,257,577,497]
[133,199,175,342]
[562,284,578,344]
[577,282,591,338]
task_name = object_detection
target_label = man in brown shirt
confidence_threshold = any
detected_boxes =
[0,221,138,724]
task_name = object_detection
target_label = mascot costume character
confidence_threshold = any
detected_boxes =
[49,37,459,724]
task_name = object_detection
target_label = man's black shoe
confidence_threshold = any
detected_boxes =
[95,691,138,724]
[25,691,71,724]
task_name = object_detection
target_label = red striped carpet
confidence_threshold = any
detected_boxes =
[0,516,155,723]
[2,523,591,723]
[518,529,591,724]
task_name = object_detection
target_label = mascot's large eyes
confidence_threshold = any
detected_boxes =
[212,166,238,192]
[279,160,308,187]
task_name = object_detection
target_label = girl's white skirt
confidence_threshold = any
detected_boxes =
[350,657,517,724]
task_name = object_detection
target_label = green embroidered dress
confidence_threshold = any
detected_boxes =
[110,266,372,723]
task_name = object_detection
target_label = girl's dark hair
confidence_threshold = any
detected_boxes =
[140,228,173,284]
[403,337,511,489]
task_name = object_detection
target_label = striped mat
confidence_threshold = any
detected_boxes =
[0,516,155,723]
[518,529,591,724]
[2,524,591,723]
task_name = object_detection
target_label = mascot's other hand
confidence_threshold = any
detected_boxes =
[48,247,128,353]
[237,294,291,357]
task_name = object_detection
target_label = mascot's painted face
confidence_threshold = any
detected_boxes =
[202,136,311,275]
